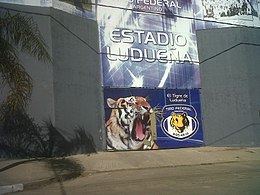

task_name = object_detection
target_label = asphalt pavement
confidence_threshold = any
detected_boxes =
[1,147,260,194]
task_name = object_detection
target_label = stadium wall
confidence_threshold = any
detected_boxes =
[1,1,260,151]
[197,27,260,146]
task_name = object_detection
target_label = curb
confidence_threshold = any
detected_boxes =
[0,184,23,195]
[0,157,85,193]
[0,172,74,194]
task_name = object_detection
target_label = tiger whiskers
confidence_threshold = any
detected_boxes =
[152,105,164,122]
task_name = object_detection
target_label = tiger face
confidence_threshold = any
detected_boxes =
[106,96,157,150]
[170,112,189,133]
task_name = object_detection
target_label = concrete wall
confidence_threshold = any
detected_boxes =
[50,8,104,150]
[197,27,260,146]
[0,3,105,150]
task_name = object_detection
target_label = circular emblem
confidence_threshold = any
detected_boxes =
[161,104,199,140]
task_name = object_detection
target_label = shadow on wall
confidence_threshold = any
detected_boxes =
[0,110,96,158]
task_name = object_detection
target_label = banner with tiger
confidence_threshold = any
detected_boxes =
[104,88,203,151]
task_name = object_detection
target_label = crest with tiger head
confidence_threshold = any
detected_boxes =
[170,112,189,133]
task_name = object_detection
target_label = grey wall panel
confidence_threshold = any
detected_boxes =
[0,3,56,124]
[197,27,260,146]
[50,9,104,150]
[0,3,105,151]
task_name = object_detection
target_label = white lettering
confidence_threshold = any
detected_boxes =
[106,47,117,61]
[157,49,168,63]
[122,29,134,43]
[144,32,157,44]
[130,0,181,9]
[110,29,187,48]
[105,47,193,64]
[135,30,145,44]
[144,48,156,63]
[110,29,121,43]
[175,34,187,46]
[157,32,169,45]
[131,48,143,62]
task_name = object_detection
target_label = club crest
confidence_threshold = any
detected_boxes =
[161,104,199,140]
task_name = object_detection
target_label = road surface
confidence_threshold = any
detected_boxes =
[16,161,260,195]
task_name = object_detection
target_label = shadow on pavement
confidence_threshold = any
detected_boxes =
[45,158,84,195]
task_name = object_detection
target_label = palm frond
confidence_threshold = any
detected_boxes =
[0,11,52,118]
[0,35,32,118]
[0,58,32,118]
[1,11,52,63]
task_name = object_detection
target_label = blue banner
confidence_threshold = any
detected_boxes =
[104,88,204,150]
[98,0,201,88]
[100,27,200,88]
[97,0,260,88]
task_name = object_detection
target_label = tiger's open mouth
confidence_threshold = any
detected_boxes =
[132,113,150,141]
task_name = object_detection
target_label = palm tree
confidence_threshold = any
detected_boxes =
[0,10,52,119]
